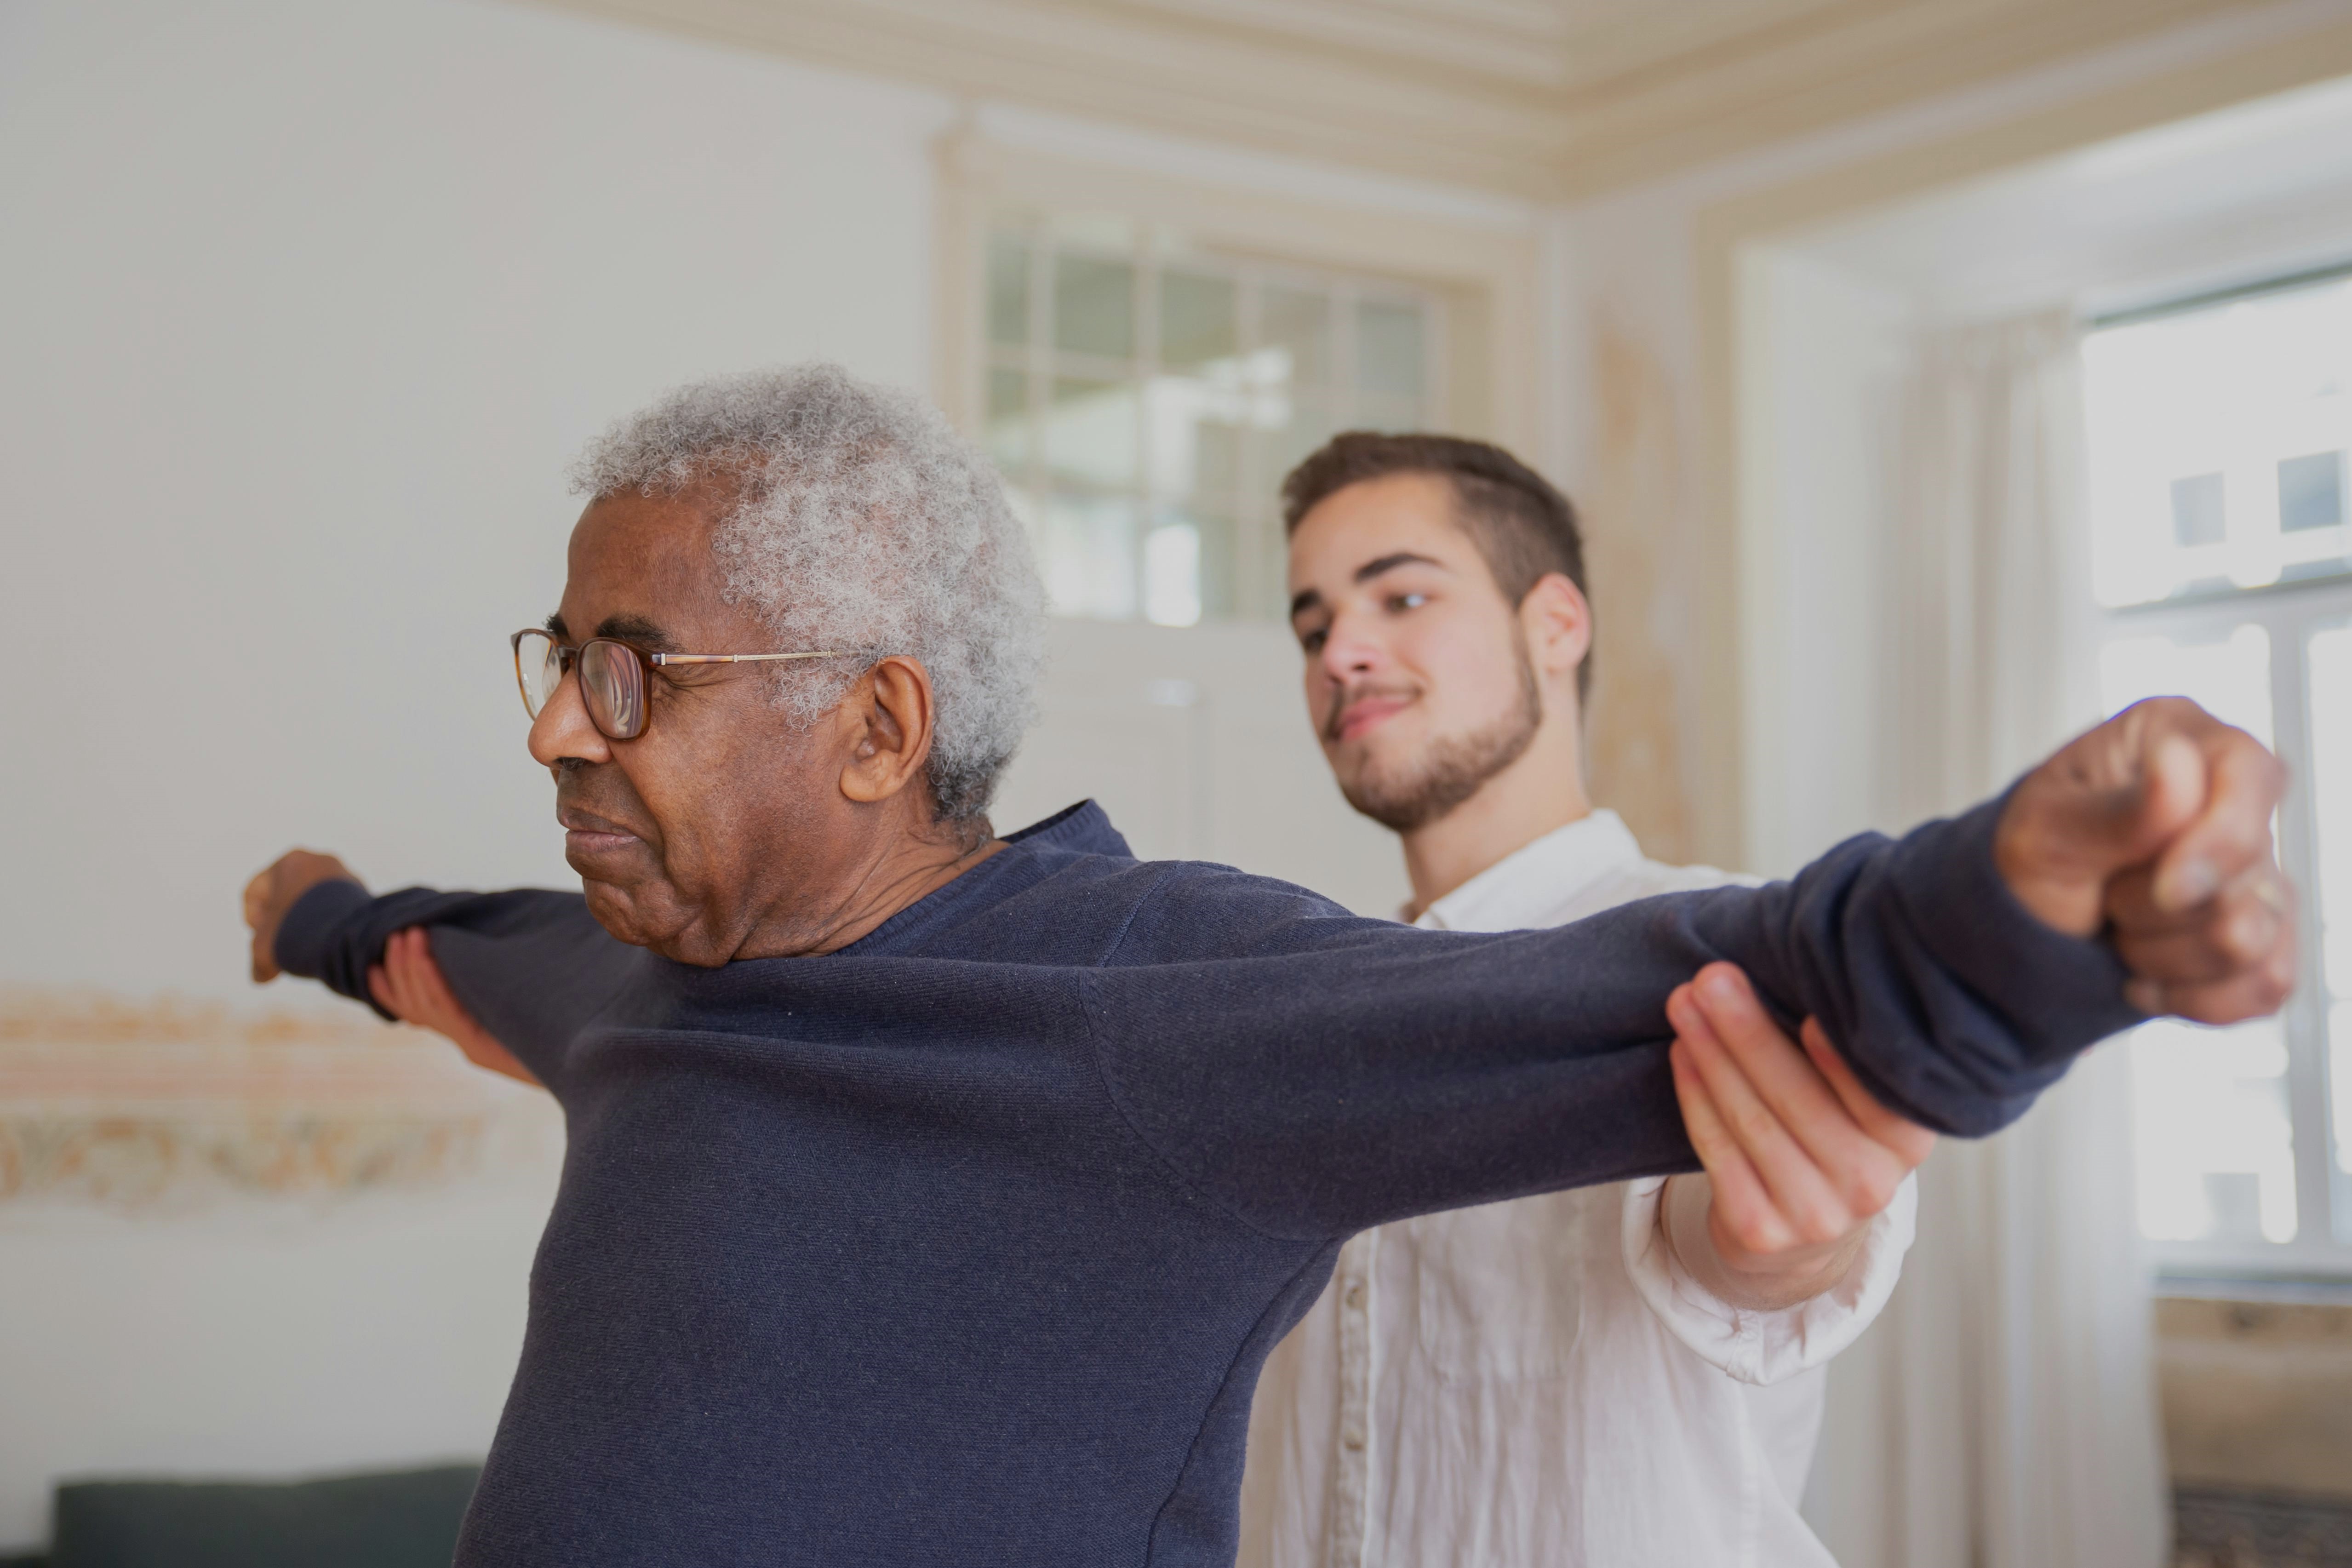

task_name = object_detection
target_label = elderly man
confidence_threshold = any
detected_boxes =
[246,365,2291,1568]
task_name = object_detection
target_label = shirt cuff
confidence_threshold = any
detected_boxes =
[1618,1171,1917,1387]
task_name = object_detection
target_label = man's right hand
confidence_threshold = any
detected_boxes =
[1996,696,2295,1024]
[243,849,362,983]
[371,928,543,1087]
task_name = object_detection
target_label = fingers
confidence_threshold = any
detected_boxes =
[2128,944,2299,1024]
[1800,1020,1937,1168]
[246,868,281,983]
[369,931,541,1088]
[1996,698,2280,937]
[375,928,450,1030]
[2110,863,2292,982]
[2152,718,2288,914]
[394,929,467,1024]
[1682,967,1915,1222]
[242,850,362,987]
[1999,698,2297,1029]
[1665,1025,1788,1254]
[367,961,398,1016]
[1667,973,1865,1248]
[1996,707,2204,934]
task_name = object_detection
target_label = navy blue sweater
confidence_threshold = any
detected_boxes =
[278,798,2138,1567]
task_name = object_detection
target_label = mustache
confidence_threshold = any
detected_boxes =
[555,766,652,837]
[1322,681,1418,742]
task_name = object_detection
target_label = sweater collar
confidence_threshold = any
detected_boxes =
[837,800,1133,956]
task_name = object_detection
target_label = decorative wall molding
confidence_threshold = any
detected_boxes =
[523,0,2278,197]
[0,989,555,1208]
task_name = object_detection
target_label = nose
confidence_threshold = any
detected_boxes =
[1316,609,1385,688]
[528,663,612,770]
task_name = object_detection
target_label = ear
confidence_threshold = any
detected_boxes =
[837,656,938,808]
[1519,572,1592,687]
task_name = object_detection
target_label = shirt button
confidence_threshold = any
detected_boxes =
[1344,1282,1366,1309]
[1342,1427,1366,1451]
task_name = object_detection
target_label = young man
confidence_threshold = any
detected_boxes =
[1246,434,1932,1567]
[249,366,2291,1567]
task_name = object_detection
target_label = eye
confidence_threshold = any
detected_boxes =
[1297,627,1328,655]
[1386,591,1429,612]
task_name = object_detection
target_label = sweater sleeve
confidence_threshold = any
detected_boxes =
[1083,796,2144,1241]
[273,879,638,1095]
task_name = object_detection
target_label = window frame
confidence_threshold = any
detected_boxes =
[980,217,1452,623]
[933,129,1540,625]
[2104,570,2352,1282]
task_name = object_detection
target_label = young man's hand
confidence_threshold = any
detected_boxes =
[243,849,363,983]
[1660,963,1935,1312]
[1998,695,2295,1023]
[369,927,543,1088]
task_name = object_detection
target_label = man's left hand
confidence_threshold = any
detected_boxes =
[1661,964,1936,1312]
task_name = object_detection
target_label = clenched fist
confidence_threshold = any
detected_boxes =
[242,849,362,983]
[1997,696,2295,1022]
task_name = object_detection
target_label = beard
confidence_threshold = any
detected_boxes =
[1332,644,1543,833]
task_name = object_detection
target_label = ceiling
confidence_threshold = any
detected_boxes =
[530,0,2275,198]
[1785,68,2352,322]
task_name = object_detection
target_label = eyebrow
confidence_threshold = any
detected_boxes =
[542,611,679,652]
[1289,551,1451,620]
[1353,551,1445,583]
[595,613,677,652]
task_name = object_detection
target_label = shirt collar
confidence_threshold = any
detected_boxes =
[1413,810,1643,931]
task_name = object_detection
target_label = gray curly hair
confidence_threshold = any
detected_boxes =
[571,364,1045,824]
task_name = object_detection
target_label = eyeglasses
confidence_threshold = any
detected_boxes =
[511,628,847,742]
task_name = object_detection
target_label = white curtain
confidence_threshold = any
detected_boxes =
[1802,311,2173,1568]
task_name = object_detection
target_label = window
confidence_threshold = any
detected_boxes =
[2085,271,2352,1275]
[982,215,1444,625]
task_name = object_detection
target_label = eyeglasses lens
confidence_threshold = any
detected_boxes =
[580,640,646,740]
[515,631,564,719]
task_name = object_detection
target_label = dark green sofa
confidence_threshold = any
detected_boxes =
[1,1463,479,1568]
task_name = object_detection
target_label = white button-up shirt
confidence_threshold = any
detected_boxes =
[1235,811,1918,1568]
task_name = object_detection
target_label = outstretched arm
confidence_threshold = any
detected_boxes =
[244,855,633,1094]
[1092,698,2292,1239]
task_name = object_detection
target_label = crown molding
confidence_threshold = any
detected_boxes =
[519,0,2284,199]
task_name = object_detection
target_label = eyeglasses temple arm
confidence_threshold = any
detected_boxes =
[646,652,848,666]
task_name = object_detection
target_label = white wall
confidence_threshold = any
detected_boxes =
[994,620,1409,918]
[0,0,951,995]
[1734,249,1915,876]
[0,0,950,1545]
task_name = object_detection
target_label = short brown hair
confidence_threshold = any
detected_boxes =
[1281,432,1591,701]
